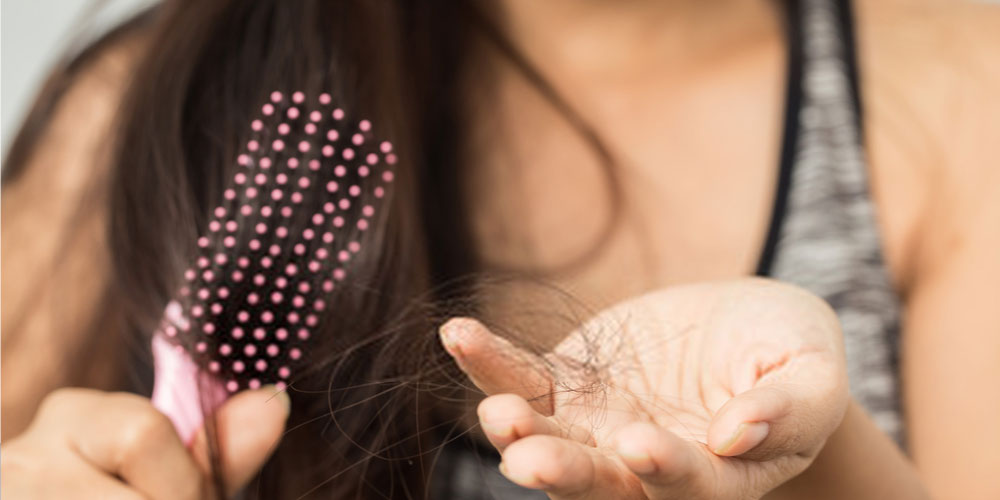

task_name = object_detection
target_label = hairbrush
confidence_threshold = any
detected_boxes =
[151,90,397,444]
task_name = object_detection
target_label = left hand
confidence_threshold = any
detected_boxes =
[439,278,849,499]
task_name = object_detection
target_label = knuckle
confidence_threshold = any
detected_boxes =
[38,387,90,414]
[118,405,176,459]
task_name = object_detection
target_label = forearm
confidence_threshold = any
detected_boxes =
[764,399,929,500]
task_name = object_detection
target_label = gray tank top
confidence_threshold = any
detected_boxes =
[435,0,903,496]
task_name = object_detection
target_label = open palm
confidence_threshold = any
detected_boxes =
[440,278,848,499]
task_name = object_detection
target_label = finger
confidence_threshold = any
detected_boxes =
[440,317,556,414]
[477,394,594,452]
[59,464,150,500]
[499,435,643,500]
[707,378,846,460]
[190,385,291,496]
[45,390,206,500]
[612,422,711,498]
[3,445,143,500]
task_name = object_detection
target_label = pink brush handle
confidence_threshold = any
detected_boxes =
[151,302,228,445]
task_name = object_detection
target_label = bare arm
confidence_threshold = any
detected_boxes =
[772,2,1000,498]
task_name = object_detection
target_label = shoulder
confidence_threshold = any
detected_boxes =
[853,0,1000,285]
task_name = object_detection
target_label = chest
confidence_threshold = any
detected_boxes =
[464,41,790,312]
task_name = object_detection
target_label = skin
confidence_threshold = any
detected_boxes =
[2,0,999,498]
[1,387,289,499]
[441,279,856,499]
[462,0,1000,498]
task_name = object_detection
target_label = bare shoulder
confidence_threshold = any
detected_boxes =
[852,0,1000,286]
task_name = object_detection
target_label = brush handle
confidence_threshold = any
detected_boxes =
[151,303,228,445]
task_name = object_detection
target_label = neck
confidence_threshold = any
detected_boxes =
[496,0,782,75]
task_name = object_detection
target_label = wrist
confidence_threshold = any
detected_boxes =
[764,399,928,500]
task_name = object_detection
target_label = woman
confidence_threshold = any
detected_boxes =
[2,0,998,498]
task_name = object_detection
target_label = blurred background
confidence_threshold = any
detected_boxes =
[3,0,999,155]
[2,0,153,154]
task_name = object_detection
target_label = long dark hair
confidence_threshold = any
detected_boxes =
[3,0,620,498]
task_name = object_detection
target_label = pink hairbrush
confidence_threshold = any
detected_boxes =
[151,90,396,444]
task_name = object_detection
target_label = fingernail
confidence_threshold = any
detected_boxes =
[262,385,291,416]
[498,461,540,488]
[438,321,465,359]
[714,422,769,456]
[481,421,514,439]
[616,441,656,475]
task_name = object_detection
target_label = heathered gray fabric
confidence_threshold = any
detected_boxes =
[770,0,904,444]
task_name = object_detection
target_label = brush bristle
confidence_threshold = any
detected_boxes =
[156,90,396,393]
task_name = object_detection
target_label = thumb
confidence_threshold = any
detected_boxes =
[191,386,291,496]
[707,381,847,461]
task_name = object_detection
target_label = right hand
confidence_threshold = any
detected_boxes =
[1,386,290,499]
